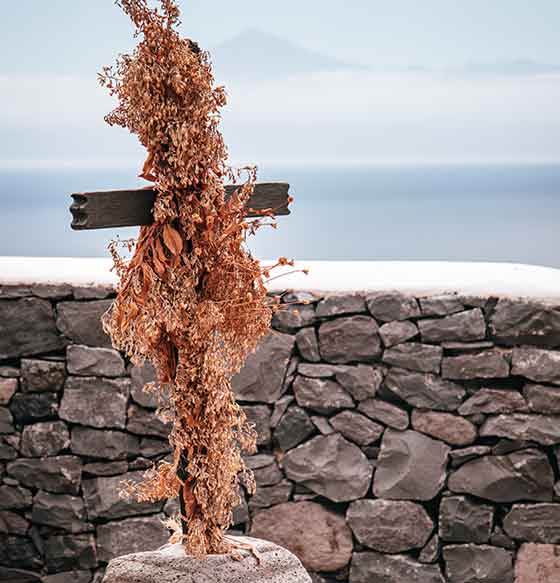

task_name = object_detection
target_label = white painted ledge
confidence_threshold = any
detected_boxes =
[1,257,560,301]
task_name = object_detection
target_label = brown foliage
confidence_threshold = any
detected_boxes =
[99,0,281,555]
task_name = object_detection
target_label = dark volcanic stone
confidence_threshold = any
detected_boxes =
[439,496,493,543]
[350,551,445,583]
[443,544,513,583]
[83,461,128,477]
[45,533,97,572]
[347,499,433,553]
[273,406,315,451]
[127,403,172,439]
[379,320,419,347]
[311,415,334,435]
[250,501,353,572]
[0,535,42,570]
[7,456,82,495]
[448,449,554,502]
[129,361,159,409]
[139,437,172,458]
[272,304,315,333]
[283,434,371,502]
[0,407,14,434]
[243,405,271,446]
[366,291,421,322]
[270,395,294,428]
[21,421,70,457]
[0,298,64,359]
[489,298,560,347]
[43,570,93,583]
[419,309,486,343]
[383,343,443,373]
[97,514,169,563]
[442,350,510,380]
[524,383,560,413]
[449,446,492,468]
[293,375,354,414]
[335,364,383,401]
[0,378,17,405]
[82,471,165,520]
[10,392,58,424]
[330,410,384,446]
[384,368,465,411]
[411,410,477,446]
[503,504,560,543]
[232,331,294,403]
[20,359,65,392]
[458,388,527,415]
[295,327,321,362]
[0,568,41,583]
[358,398,409,430]
[32,491,88,533]
[248,480,293,510]
[67,345,126,377]
[319,316,381,364]
[512,347,560,384]
[373,429,449,501]
[0,485,32,509]
[71,426,139,460]
[316,293,366,318]
[56,300,113,348]
[514,543,560,583]
[297,363,340,378]
[59,376,130,429]
[480,414,560,445]
[420,295,463,316]
[0,511,29,536]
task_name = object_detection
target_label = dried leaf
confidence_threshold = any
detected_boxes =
[163,224,183,255]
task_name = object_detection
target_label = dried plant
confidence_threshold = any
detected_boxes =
[99,0,291,556]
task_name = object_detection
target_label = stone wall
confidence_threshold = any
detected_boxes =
[2,282,560,582]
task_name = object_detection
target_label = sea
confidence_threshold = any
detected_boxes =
[1,163,560,268]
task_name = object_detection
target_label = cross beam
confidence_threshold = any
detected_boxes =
[70,183,291,230]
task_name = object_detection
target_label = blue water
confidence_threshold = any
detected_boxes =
[1,163,559,267]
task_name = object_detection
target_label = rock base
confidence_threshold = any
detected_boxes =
[102,536,311,583]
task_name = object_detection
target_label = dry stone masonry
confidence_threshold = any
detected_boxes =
[2,283,560,582]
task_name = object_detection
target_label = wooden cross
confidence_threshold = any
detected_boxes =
[70,183,290,230]
[69,179,292,536]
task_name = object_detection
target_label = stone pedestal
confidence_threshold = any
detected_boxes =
[102,536,311,583]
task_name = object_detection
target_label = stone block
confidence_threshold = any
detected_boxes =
[411,410,477,446]
[442,544,513,583]
[127,404,172,439]
[318,316,381,363]
[316,294,366,318]
[232,331,294,403]
[272,304,315,333]
[480,414,560,445]
[248,480,293,510]
[0,485,33,510]
[419,309,486,343]
[503,504,560,543]
[0,535,42,570]
[71,426,139,460]
[366,291,421,322]
[20,359,65,392]
[379,320,419,347]
[335,364,383,401]
[330,410,384,446]
[129,361,159,409]
[458,388,527,415]
[420,295,463,316]
[243,405,272,446]
[442,350,510,380]
[350,552,444,583]
[273,406,315,451]
[56,300,113,348]
[32,491,88,533]
[384,368,465,411]
[512,347,560,384]
[373,429,449,501]
[358,398,409,430]
[514,543,560,583]
[250,502,352,572]
[60,377,130,429]
[347,499,433,553]
[383,343,443,373]
[524,383,560,413]
[293,375,354,414]
[67,345,126,377]
[439,496,493,543]
[21,421,70,457]
[10,392,58,424]
[45,533,97,573]
[0,298,64,359]
[7,456,82,495]
[0,407,14,434]
[295,327,321,362]
[284,434,371,502]
[0,378,17,405]
[449,449,554,502]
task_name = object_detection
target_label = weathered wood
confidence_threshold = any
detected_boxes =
[70,183,291,230]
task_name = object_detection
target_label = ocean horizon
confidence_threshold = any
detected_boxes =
[1,161,559,268]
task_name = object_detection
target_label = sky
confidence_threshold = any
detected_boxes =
[1,0,560,166]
